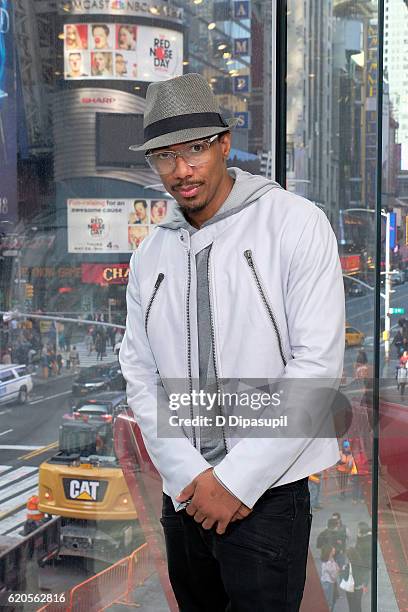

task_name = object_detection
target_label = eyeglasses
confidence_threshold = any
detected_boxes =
[145,134,219,175]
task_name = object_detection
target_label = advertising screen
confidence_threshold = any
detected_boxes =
[95,113,145,167]
[0,0,17,224]
[64,23,183,81]
[67,198,174,253]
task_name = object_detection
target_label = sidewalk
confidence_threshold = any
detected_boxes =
[32,341,119,387]
[309,472,399,612]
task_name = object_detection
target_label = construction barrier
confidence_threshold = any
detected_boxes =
[37,543,154,612]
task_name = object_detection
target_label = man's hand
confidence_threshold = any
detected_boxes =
[231,503,252,522]
[176,469,241,534]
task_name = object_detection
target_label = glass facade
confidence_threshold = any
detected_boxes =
[0,0,406,609]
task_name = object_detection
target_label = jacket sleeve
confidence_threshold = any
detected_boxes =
[213,208,345,507]
[119,250,211,503]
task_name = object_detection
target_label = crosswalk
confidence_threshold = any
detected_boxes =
[68,341,119,369]
[0,465,39,539]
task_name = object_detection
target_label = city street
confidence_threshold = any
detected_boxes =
[0,341,119,540]
[0,376,73,539]
[345,279,408,381]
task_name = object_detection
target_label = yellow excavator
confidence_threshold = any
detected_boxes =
[38,419,141,562]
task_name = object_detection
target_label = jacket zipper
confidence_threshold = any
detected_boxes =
[244,249,287,367]
[207,245,228,453]
[185,249,197,448]
[144,273,164,334]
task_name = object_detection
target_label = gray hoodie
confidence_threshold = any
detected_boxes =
[160,167,281,464]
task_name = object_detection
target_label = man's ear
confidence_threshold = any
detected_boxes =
[218,131,232,159]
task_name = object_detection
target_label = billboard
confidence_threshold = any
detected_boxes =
[0,0,17,224]
[81,263,130,285]
[67,198,174,253]
[58,1,183,24]
[64,23,183,81]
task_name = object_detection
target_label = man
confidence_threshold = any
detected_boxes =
[128,200,148,224]
[92,24,110,49]
[150,199,168,224]
[317,517,346,567]
[115,53,128,77]
[66,52,87,79]
[120,73,345,611]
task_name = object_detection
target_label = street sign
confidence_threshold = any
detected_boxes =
[389,212,397,250]
[389,307,405,315]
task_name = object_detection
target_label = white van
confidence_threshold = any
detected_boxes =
[0,364,33,405]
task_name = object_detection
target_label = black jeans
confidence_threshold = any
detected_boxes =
[346,589,363,612]
[160,477,312,612]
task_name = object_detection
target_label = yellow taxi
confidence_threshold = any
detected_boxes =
[345,325,365,348]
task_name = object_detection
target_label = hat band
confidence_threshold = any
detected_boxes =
[144,112,229,141]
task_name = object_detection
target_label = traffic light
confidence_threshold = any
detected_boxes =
[25,283,34,299]
[260,151,273,178]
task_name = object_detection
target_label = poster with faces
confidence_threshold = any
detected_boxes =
[67,198,175,253]
[63,23,183,81]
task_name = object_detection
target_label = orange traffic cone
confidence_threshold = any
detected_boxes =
[24,495,45,535]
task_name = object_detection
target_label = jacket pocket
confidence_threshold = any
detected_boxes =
[243,249,288,367]
[144,273,164,335]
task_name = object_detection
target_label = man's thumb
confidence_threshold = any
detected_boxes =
[176,482,194,502]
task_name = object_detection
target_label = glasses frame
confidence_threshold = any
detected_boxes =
[145,134,220,175]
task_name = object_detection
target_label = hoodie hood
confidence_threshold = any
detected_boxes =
[158,167,281,231]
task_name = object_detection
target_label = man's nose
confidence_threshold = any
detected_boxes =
[172,155,194,180]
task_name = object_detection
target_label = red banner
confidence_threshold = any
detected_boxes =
[81,263,129,285]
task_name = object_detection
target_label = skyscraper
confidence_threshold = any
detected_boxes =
[384,0,408,169]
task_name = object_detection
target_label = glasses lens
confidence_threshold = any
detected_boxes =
[183,141,213,166]
[146,139,214,175]
[146,154,174,175]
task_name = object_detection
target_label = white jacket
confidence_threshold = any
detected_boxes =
[120,187,344,508]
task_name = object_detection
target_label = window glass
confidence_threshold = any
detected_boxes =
[287,0,375,610]
[0,0,400,609]
[0,371,15,383]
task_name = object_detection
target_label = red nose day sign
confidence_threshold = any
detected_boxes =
[63,23,183,82]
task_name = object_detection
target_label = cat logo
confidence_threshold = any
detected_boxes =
[69,479,100,501]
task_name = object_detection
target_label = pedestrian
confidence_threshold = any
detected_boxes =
[354,349,368,380]
[100,330,107,358]
[336,440,357,498]
[48,349,57,377]
[397,351,408,395]
[332,512,350,548]
[400,350,408,366]
[317,518,347,568]
[353,449,369,503]
[320,545,340,611]
[392,329,404,357]
[340,547,369,612]
[119,73,345,610]
[41,348,48,379]
[308,472,323,510]
[95,333,104,361]
[108,326,116,348]
[1,347,11,364]
[355,522,371,583]
[85,331,93,356]
[69,345,79,371]
[56,353,63,375]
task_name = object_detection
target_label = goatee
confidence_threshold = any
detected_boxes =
[178,201,209,216]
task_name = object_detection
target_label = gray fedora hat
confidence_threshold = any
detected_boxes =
[130,73,238,152]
